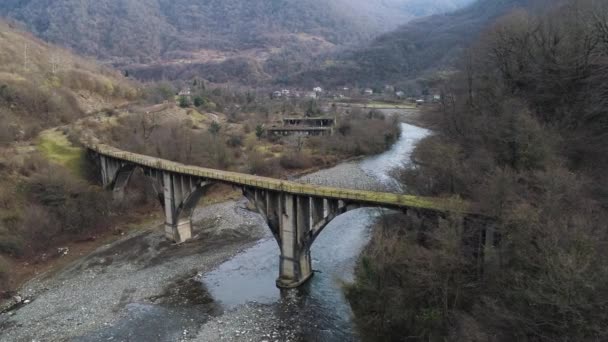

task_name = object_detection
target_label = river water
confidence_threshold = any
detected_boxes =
[197,122,430,341]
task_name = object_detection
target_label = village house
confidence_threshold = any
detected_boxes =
[305,91,317,99]
[178,87,192,98]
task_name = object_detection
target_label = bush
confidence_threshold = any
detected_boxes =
[0,233,24,257]
[0,114,15,144]
[143,82,175,104]
[247,151,280,177]
[226,135,243,148]
[279,152,313,169]
[179,96,191,108]
[20,165,114,252]
[0,256,9,292]
[193,96,206,107]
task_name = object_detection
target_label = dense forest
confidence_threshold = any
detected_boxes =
[347,0,608,340]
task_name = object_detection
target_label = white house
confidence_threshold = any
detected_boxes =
[178,87,192,97]
[364,88,373,96]
[313,87,323,93]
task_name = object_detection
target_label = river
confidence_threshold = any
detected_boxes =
[0,122,429,342]
[193,122,431,341]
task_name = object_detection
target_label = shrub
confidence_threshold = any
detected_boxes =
[21,165,114,251]
[279,152,313,170]
[255,124,264,139]
[226,135,243,148]
[193,96,206,107]
[0,232,24,257]
[247,151,280,177]
[0,256,9,292]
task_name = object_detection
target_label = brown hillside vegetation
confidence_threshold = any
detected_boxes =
[0,20,138,144]
[0,21,140,295]
[347,0,608,340]
[0,0,474,64]
[0,1,477,83]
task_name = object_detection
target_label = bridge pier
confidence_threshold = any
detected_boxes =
[162,172,210,243]
[246,189,347,288]
[277,194,314,288]
[98,153,210,244]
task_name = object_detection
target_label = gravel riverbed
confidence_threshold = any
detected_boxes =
[0,120,424,341]
[0,200,267,341]
[298,161,393,192]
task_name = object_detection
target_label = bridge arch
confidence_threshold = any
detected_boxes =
[242,188,405,288]
[95,153,216,242]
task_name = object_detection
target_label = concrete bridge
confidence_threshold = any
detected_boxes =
[267,126,333,137]
[86,143,472,288]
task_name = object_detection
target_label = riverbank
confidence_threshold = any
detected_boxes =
[0,119,429,341]
[0,199,267,341]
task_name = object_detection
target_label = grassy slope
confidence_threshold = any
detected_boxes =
[37,129,85,176]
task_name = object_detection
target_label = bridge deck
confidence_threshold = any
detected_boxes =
[87,143,471,214]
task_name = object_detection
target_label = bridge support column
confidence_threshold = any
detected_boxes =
[277,194,314,288]
[162,172,209,243]
[245,189,349,289]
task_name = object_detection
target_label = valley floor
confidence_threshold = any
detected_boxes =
[0,108,421,341]
[0,161,384,341]
[0,199,267,341]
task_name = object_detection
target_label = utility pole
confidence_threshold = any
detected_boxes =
[51,53,58,74]
[23,43,29,71]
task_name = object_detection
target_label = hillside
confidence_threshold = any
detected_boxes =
[0,20,137,144]
[290,0,535,87]
[0,0,475,83]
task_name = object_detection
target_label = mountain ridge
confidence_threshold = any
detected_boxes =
[0,0,475,83]
[288,0,538,87]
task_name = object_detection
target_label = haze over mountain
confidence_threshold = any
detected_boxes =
[0,0,474,83]
[291,0,537,87]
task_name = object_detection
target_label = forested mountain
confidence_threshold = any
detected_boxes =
[348,0,608,339]
[0,0,474,83]
[291,0,538,87]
